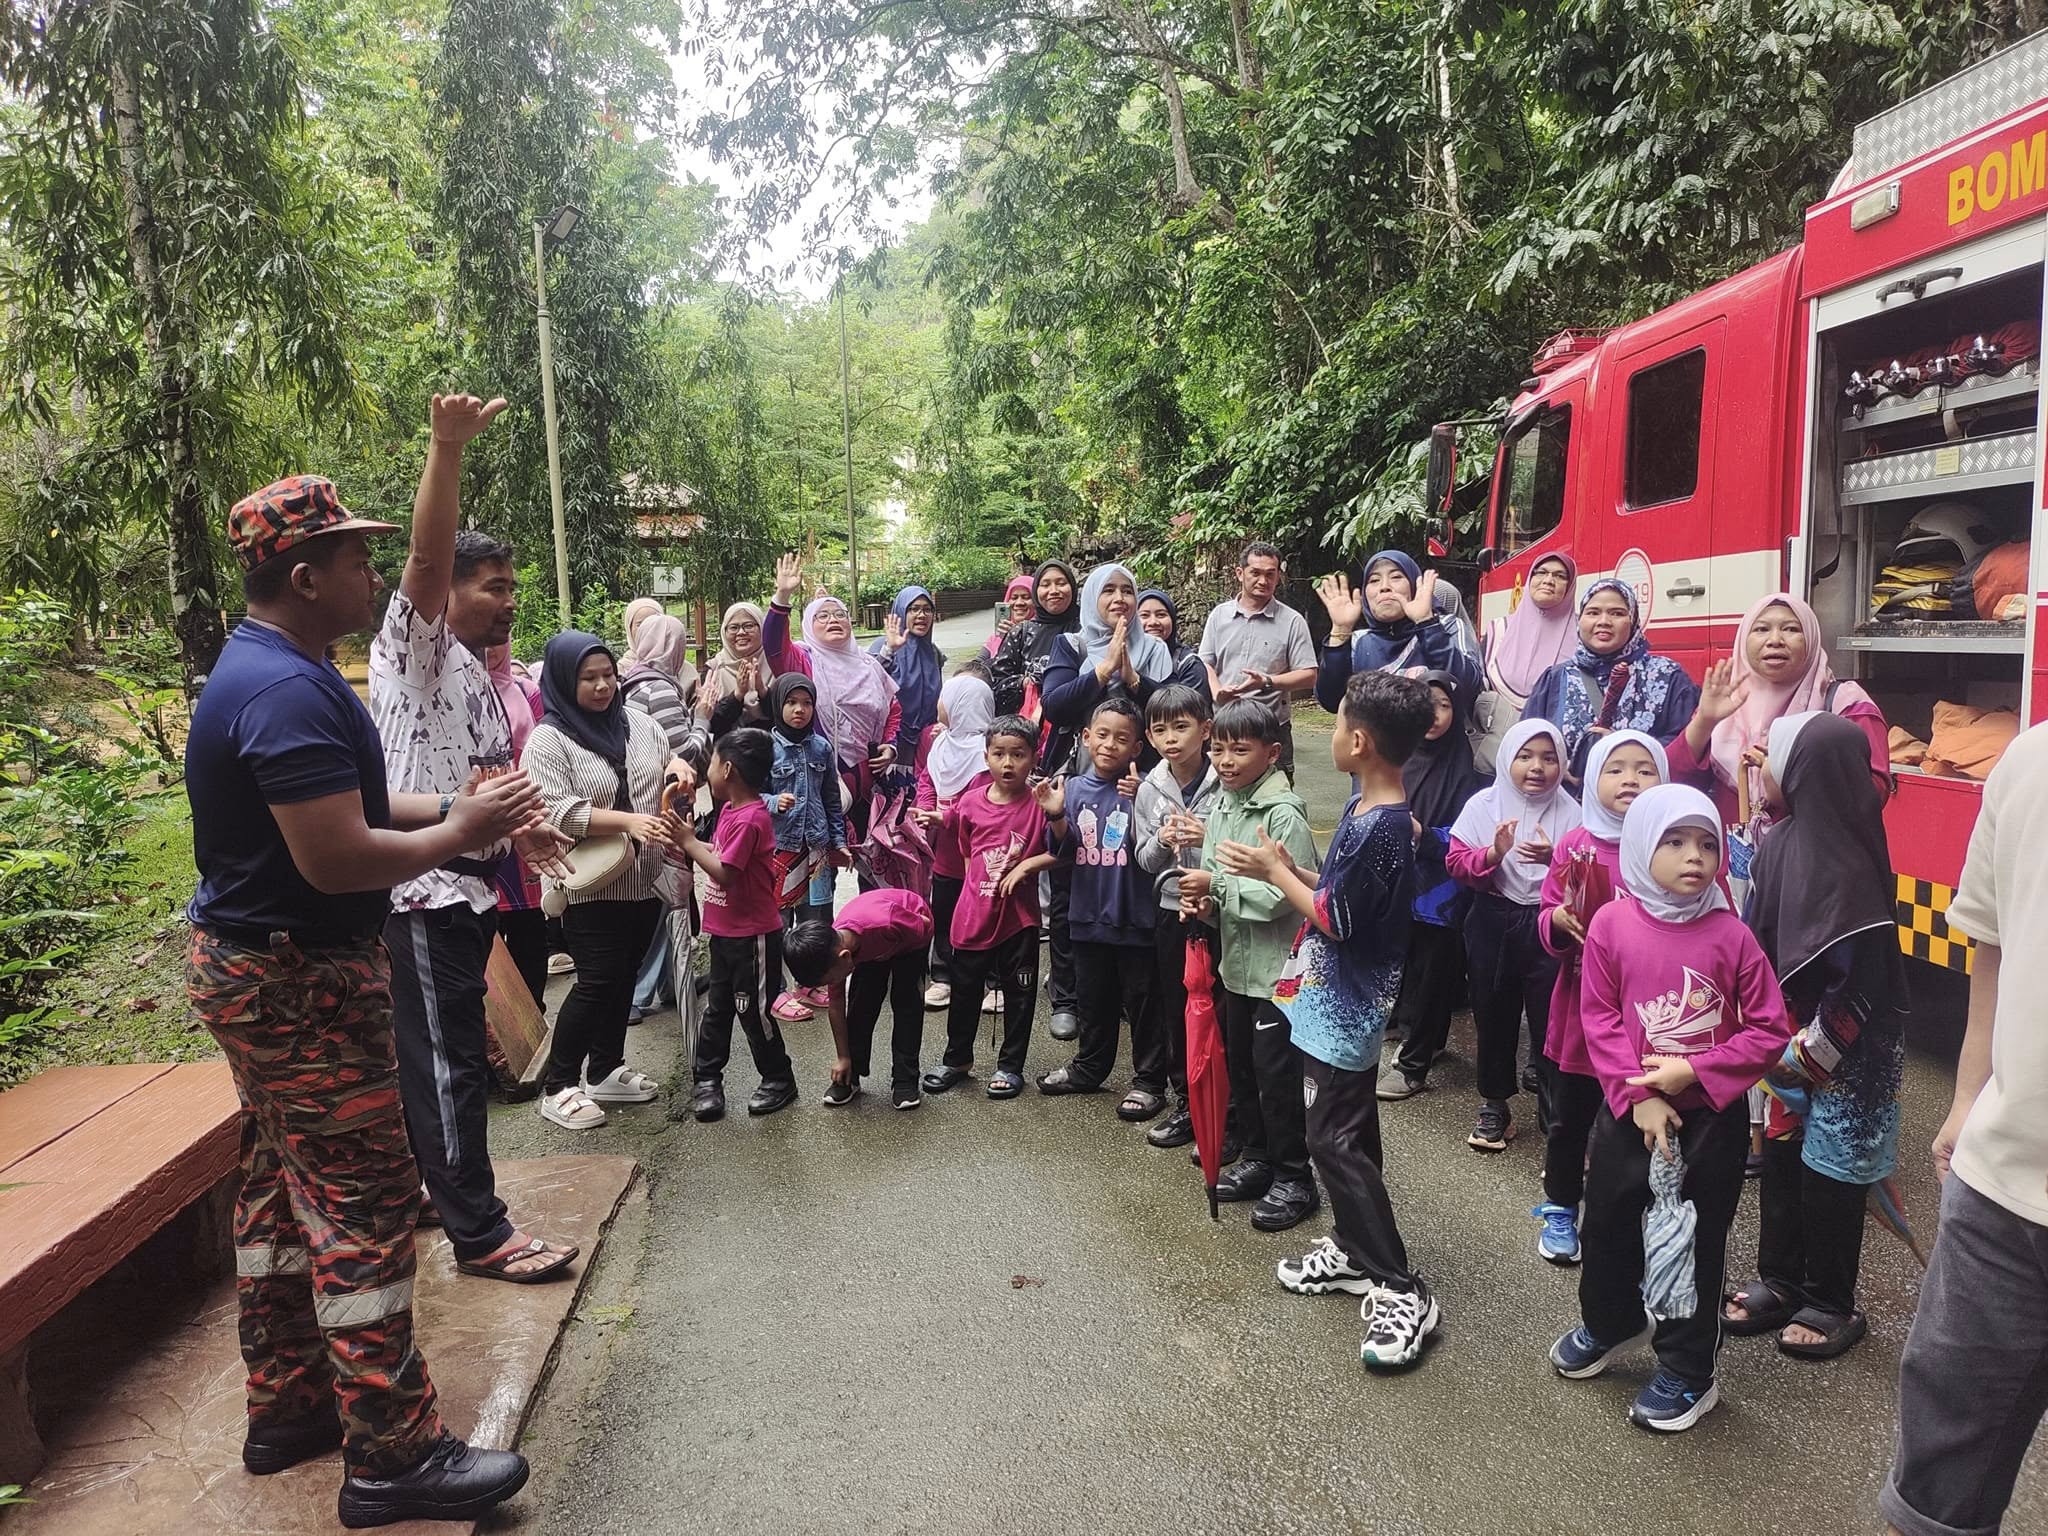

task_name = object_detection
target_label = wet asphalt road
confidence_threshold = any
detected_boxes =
[483,610,2047,1535]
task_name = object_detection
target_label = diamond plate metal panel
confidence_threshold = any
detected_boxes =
[1841,429,2036,494]
[1852,32,2048,183]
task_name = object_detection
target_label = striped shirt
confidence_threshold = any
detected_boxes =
[522,710,671,906]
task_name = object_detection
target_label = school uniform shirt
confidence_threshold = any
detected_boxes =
[839,887,934,962]
[1578,899,1792,1121]
[1536,826,1621,1078]
[1060,768,1156,947]
[1945,721,2048,1225]
[1273,800,1413,1072]
[946,785,1050,950]
[700,799,780,939]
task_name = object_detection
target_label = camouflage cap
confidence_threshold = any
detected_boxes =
[227,475,398,573]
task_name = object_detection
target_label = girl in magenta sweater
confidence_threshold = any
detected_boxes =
[1531,729,1668,1265]
[1550,784,1791,1433]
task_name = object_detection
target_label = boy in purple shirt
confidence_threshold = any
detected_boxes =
[671,729,798,1122]
[786,888,936,1111]
[923,715,1065,1100]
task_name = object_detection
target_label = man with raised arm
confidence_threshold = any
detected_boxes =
[186,463,539,1526]
[369,394,577,1286]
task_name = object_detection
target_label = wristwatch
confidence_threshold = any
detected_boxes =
[438,793,456,823]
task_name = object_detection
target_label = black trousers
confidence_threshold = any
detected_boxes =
[1222,988,1310,1184]
[928,874,962,988]
[1305,1058,1415,1290]
[1152,917,1214,1094]
[698,929,796,1086]
[1391,920,1464,1082]
[386,904,512,1263]
[1045,865,1077,1015]
[1465,892,1558,1104]
[545,898,662,1097]
[496,905,550,1011]
[1069,937,1164,1092]
[1756,1136,1869,1317]
[1579,1096,1748,1386]
[848,947,924,1088]
[1542,1063,1606,1208]
[945,927,1039,1075]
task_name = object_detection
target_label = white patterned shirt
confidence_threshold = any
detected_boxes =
[369,590,511,913]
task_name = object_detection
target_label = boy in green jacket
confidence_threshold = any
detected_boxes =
[1181,698,1321,1232]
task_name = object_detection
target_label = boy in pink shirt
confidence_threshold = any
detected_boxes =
[786,887,936,1111]
[924,716,1064,1099]
[1549,784,1790,1433]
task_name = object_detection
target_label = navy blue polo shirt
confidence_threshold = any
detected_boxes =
[186,621,392,943]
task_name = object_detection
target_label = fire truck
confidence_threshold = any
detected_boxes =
[1428,33,2048,984]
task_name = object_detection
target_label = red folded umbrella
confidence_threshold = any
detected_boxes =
[1183,933,1230,1221]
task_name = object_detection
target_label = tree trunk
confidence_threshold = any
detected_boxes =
[108,49,223,690]
[1229,0,1263,93]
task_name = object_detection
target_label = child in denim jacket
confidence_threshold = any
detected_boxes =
[769,675,849,1022]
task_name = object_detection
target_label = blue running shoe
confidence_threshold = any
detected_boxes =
[1550,1326,1627,1379]
[1629,1369,1720,1432]
[1533,1203,1582,1265]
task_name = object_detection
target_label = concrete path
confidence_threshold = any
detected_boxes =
[482,699,2046,1536]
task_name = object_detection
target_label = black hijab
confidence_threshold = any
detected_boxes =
[1403,670,1483,829]
[540,631,631,779]
[1748,712,1905,987]
[770,673,816,747]
[1017,558,1082,663]
[1137,587,1183,655]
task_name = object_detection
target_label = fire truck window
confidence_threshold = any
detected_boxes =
[1504,406,1570,556]
[1624,348,1706,509]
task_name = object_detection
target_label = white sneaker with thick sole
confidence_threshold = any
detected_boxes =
[1277,1235,1376,1296]
[1360,1284,1440,1368]
[924,982,952,1009]
[584,1066,660,1104]
[539,1087,606,1130]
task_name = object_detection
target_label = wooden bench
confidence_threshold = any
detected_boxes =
[0,1061,241,1483]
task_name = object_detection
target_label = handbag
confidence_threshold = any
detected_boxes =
[541,832,636,917]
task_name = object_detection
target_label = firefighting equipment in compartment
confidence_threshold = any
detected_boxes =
[1871,502,2005,617]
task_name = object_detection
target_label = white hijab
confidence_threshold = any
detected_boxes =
[1450,717,1583,904]
[1619,783,1732,923]
[926,675,995,799]
[1579,729,1670,843]
[1766,710,1824,775]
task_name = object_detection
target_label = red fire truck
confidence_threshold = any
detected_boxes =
[1431,34,2048,983]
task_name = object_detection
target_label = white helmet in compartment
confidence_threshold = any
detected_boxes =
[1872,501,2005,617]
[1892,502,2005,566]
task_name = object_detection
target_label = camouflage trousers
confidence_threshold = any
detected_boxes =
[187,928,442,1475]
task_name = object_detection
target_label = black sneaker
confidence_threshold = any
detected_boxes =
[892,1082,923,1111]
[1250,1179,1320,1232]
[1214,1159,1274,1202]
[690,1081,726,1123]
[1191,1140,1244,1168]
[1467,1098,1515,1152]
[822,1076,861,1107]
[243,1407,343,1475]
[1359,1283,1440,1369]
[1049,1010,1080,1041]
[337,1432,529,1529]
[1146,1106,1194,1148]
[748,1079,798,1116]
[1376,1071,1426,1102]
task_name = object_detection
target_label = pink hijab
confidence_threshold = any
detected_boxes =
[1484,552,1578,703]
[1709,592,1872,787]
[485,644,540,759]
[985,575,1036,656]
[802,595,896,760]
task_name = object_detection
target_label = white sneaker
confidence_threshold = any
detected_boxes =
[1277,1235,1376,1296]
[924,982,952,1009]
[539,1086,606,1130]
[584,1066,660,1104]
[1360,1284,1440,1369]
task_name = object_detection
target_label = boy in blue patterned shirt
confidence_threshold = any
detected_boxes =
[1216,670,1438,1369]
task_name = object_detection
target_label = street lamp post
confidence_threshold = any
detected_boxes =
[533,203,582,627]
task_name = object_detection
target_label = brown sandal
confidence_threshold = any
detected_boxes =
[456,1233,579,1284]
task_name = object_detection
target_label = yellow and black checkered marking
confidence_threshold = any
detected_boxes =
[1896,875,1975,975]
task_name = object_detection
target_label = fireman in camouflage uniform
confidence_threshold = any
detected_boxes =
[184,396,542,1528]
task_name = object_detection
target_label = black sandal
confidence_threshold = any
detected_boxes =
[987,1070,1023,1099]
[1778,1307,1868,1361]
[1117,1088,1165,1122]
[1721,1278,1799,1336]
[921,1064,972,1094]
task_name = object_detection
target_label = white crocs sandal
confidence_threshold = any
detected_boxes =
[584,1066,660,1104]
[539,1087,607,1130]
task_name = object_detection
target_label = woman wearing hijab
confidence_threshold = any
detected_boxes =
[763,553,902,797]
[1722,712,1907,1361]
[486,643,550,1009]
[522,633,677,1132]
[1040,563,1177,772]
[1482,553,1578,713]
[1381,671,1485,1101]
[986,575,1037,656]
[1520,578,1700,787]
[1314,549,1482,713]
[915,673,996,1009]
[701,601,775,727]
[1672,592,1890,805]
[1135,588,1214,699]
[622,597,664,663]
[872,585,946,763]
[989,558,1082,718]
[621,613,699,757]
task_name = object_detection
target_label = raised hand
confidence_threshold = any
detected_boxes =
[1116,766,1141,798]
[1164,810,1206,850]
[1490,818,1519,865]
[1031,774,1067,817]
[1315,573,1364,632]
[1216,827,1292,880]
[1402,568,1440,624]
[430,393,509,446]
[1516,824,1554,865]
[773,550,803,605]
[1695,658,1748,728]
[513,822,575,880]
[447,769,542,847]
[882,611,908,651]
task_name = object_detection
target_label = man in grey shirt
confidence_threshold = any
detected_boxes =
[1198,541,1317,771]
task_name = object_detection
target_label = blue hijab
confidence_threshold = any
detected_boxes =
[872,584,944,737]
[1362,549,1424,642]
